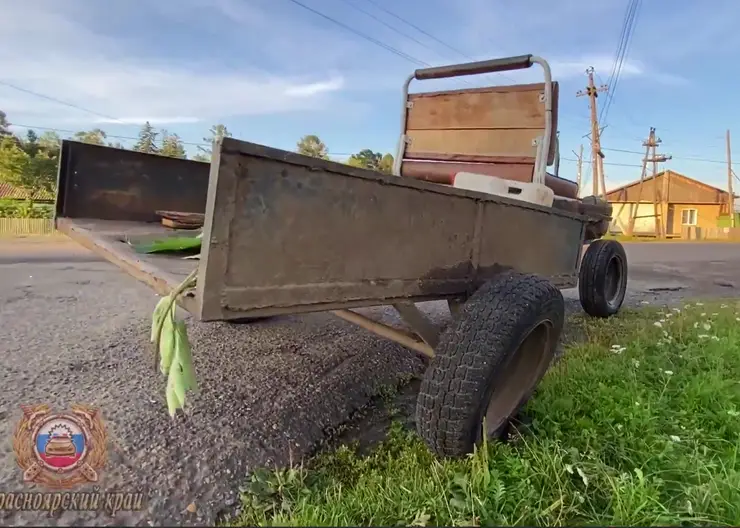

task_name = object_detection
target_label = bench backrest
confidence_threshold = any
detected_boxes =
[398,82,574,197]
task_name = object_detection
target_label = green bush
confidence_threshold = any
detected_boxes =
[0,201,53,218]
[717,213,740,228]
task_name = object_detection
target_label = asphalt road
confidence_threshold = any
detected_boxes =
[0,236,738,526]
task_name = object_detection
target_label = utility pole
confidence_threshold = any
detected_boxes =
[576,67,608,197]
[573,144,584,196]
[628,127,672,238]
[727,129,735,227]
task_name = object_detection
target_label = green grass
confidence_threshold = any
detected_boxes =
[231,301,740,527]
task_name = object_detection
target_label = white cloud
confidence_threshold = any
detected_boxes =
[284,78,346,97]
[1,0,348,126]
[0,0,697,136]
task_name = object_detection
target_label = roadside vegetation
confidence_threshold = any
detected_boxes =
[604,233,740,244]
[0,199,52,218]
[232,301,740,526]
[0,108,396,207]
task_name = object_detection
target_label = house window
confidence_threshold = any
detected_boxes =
[681,208,698,226]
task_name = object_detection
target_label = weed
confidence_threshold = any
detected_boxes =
[233,300,740,526]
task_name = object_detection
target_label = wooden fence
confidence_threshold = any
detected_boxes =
[681,226,740,241]
[0,218,56,236]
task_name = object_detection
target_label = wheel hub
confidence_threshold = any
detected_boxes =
[604,255,626,309]
[483,321,555,437]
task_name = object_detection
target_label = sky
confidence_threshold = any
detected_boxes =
[2,0,740,194]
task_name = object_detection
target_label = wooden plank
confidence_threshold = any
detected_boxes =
[406,128,541,160]
[56,217,200,314]
[401,160,534,184]
[399,160,579,199]
[407,83,548,131]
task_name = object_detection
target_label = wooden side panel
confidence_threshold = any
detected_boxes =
[405,128,541,161]
[406,83,548,130]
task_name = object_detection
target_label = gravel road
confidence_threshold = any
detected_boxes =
[0,236,738,526]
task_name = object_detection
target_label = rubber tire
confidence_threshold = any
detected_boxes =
[578,239,628,318]
[415,271,565,458]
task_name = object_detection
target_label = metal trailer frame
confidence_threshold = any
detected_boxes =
[56,136,586,361]
[54,54,627,457]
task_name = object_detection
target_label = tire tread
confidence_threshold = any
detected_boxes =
[416,271,564,457]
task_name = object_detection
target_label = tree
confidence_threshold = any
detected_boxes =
[297,135,329,159]
[22,130,39,157]
[133,122,159,154]
[0,110,10,136]
[379,153,394,174]
[39,131,61,152]
[347,149,382,170]
[108,141,126,150]
[197,123,232,160]
[0,136,57,203]
[346,150,394,173]
[74,129,107,145]
[160,131,187,159]
[0,136,27,183]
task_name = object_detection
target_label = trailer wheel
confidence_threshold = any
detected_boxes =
[415,272,564,458]
[578,239,628,318]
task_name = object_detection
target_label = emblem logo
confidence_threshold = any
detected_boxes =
[13,404,108,490]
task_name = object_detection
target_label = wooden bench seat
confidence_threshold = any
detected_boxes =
[398,82,579,200]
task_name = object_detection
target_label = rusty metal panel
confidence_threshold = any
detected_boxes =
[477,202,585,281]
[55,140,210,222]
[196,138,584,321]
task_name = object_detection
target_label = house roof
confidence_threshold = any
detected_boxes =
[0,182,55,201]
[605,170,732,197]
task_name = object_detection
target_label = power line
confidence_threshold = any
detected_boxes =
[8,122,207,147]
[0,80,124,124]
[561,157,642,168]
[600,0,642,125]
[599,0,639,123]
[9,120,730,168]
[283,0,427,66]
[356,0,516,82]
[360,0,470,62]
[602,146,727,165]
[336,0,478,87]
[7,121,357,156]
[337,0,437,56]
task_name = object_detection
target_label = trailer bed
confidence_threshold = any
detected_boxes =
[54,138,590,323]
[57,217,201,309]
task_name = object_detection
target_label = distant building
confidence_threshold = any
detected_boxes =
[0,182,54,203]
[605,170,736,235]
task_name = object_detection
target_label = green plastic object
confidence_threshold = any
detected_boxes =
[131,235,202,254]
